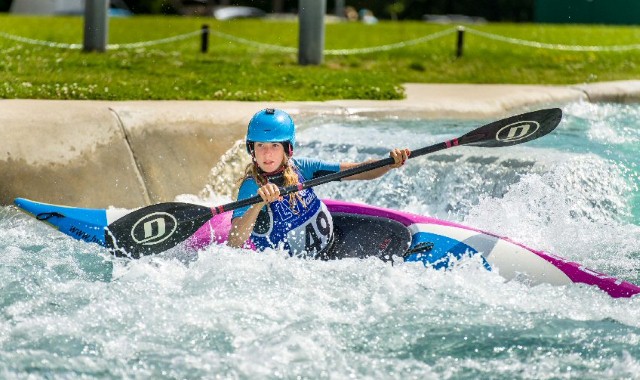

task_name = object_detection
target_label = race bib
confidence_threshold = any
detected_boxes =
[286,202,333,257]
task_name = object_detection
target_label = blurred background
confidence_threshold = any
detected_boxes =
[1,0,639,25]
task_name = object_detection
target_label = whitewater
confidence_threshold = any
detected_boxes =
[0,102,639,379]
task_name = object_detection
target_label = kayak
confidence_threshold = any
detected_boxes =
[14,197,640,298]
[11,108,638,298]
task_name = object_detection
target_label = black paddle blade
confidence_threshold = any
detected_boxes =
[460,108,562,147]
[105,202,213,258]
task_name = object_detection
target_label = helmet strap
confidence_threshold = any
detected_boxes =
[257,163,286,177]
[283,142,293,157]
[246,142,256,159]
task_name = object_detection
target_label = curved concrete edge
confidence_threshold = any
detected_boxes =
[327,83,588,119]
[0,100,150,208]
[110,101,266,205]
[1,81,638,208]
[571,80,640,103]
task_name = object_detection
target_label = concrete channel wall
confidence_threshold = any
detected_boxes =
[2,81,639,208]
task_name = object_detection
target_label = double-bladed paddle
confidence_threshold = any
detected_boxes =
[106,107,563,258]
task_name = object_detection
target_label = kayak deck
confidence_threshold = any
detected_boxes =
[13,197,640,298]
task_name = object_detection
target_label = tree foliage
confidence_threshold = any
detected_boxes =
[1,0,535,21]
[345,0,534,21]
[0,0,12,12]
[123,0,535,21]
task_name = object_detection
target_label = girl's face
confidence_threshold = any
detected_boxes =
[253,142,285,173]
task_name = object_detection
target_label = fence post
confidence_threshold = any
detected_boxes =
[298,0,326,65]
[456,25,465,58]
[335,0,345,17]
[83,0,109,52]
[201,24,209,53]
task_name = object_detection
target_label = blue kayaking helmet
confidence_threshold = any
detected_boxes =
[246,108,296,156]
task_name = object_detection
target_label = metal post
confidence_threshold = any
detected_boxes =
[335,0,345,18]
[298,0,326,65]
[201,24,209,53]
[456,26,465,58]
[83,0,109,52]
[273,0,284,13]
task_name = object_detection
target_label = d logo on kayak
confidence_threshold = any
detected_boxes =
[130,212,178,245]
[496,121,540,142]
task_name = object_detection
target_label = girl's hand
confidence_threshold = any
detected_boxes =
[257,183,282,204]
[389,148,411,169]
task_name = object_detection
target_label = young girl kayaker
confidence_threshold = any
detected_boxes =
[228,108,410,257]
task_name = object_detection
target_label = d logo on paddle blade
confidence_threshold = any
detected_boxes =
[106,202,214,258]
[457,108,561,148]
[130,212,178,245]
[496,121,540,143]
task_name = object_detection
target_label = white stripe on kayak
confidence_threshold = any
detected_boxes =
[408,223,572,286]
[106,209,133,225]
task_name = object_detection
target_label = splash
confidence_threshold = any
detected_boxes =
[3,103,639,378]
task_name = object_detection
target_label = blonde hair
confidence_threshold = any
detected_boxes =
[239,154,306,210]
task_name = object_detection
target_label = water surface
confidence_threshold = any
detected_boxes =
[1,102,639,379]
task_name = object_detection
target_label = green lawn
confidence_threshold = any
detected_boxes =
[1,15,639,101]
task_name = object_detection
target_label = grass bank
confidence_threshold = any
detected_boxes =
[1,15,639,101]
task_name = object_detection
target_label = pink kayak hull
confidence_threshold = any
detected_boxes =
[186,199,640,298]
